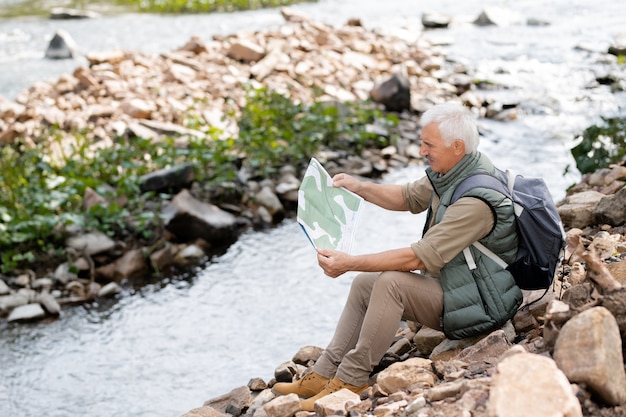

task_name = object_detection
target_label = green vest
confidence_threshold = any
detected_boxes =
[425,152,522,340]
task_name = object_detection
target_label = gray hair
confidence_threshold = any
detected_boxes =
[420,103,479,154]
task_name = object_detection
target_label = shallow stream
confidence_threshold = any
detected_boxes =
[1,0,625,416]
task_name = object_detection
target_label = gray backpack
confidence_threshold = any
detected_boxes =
[451,169,567,291]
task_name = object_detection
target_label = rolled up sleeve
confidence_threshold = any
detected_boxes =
[412,197,493,276]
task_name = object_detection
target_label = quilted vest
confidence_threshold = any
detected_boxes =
[424,152,523,340]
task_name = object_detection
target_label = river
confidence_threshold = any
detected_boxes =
[0,0,625,416]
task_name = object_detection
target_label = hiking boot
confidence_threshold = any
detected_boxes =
[272,371,329,398]
[300,376,368,412]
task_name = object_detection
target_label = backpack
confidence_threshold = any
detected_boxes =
[450,169,567,291]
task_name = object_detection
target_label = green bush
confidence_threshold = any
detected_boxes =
[570,116,626,175]
[236,85,396,177]
[0,86,397,273]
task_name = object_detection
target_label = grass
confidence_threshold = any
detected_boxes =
[0,0,316,18]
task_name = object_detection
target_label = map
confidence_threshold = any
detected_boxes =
[297,158,364,253]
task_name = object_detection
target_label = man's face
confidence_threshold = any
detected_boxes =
[419,122,466,174]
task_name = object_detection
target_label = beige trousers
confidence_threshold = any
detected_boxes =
[312,271,444,386]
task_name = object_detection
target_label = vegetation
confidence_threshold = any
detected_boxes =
[0,86,397,273]
[118,0,315,14]
[570,115,626,175]
[0,0,315,18]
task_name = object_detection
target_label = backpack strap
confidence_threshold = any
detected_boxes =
[453,170,516,272]
[463,241,510,271]
[450,170,512,205]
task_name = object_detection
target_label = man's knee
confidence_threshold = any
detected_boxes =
[350,272,378,292]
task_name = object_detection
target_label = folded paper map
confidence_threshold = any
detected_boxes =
[297,158,364,253]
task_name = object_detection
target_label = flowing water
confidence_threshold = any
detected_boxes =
[1,0,625,416]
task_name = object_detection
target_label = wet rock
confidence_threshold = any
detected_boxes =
[49,7,100,19]
[421,12,452,29]
[45,29,78,59]
[173,244,206,266]
[97,282,122,298]
[7,303,46,322]
[37,292,61,315]
[473,7,524,27]
[608,33,626,56]
[139,163,196,194]
[162,189,239,244]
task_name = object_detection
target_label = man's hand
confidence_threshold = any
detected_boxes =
[331,173,361,194]
[317,248,353,278]
[317,247,425,278]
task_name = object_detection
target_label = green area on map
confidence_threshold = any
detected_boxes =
[297,158,363,253]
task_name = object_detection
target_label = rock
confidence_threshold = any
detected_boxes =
[173,244,206,266]
[227,40,265,62]
[421,12,452,29]
[98,282,122,298]
[413,326,446,356]
[66,231,116,256]
[291,345,323,366]
[0,289,34,313]
[594,187,626,226]
[139,163,196,194]
[376,357,437,394]
[7,303,47,322]
[45,29,78,59]
[553,306,626,406]
[488,350,582,417]
[369,73,411,112]
[203,386,252,415]
[473,7,524,27]
[0,278,9,295]
[455,329,512,364]
[313,389,361,416]
[557,191,606,229]
[608,33,626,56]
[120,98,157,119]
[263,393,300,417]
[49,7,100,19]
[180,406,230,417]
[255,186,284,221]
[37,292,61,315]
[162,189,240,244]
[83,187,108,210]
[273,361,297,383]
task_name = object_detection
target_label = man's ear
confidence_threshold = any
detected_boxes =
[453,139,466,155]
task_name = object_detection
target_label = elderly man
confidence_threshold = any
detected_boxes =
[274,102,522,411]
